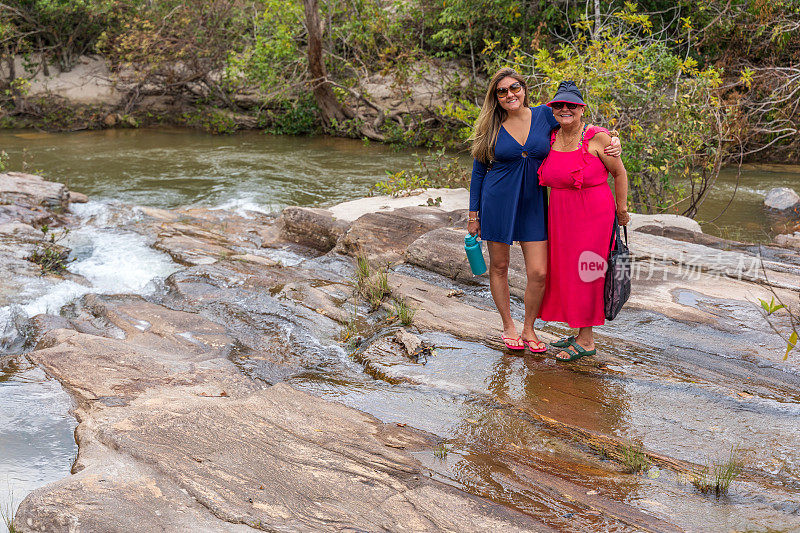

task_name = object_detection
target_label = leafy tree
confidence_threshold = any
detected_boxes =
[455,3,737,215]
[97,0,252,111]
[1,0,125,72]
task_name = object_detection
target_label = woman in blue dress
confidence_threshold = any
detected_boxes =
[467,68,619,352]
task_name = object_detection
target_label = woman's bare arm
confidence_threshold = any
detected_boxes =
[592,132,630,225]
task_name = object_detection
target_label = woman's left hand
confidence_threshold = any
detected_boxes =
[604,136,622,158]
[617,207,630,226]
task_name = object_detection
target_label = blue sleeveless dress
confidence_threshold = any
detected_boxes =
[469,105,557,244]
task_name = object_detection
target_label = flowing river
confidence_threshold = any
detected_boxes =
[2,128,798,240]
[1,128,799,532]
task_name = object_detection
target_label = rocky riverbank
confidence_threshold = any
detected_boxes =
[4,173,800,532]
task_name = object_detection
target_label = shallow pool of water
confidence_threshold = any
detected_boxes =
[0,358,77,533]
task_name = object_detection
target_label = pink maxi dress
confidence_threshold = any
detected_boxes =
[538,125,615,328]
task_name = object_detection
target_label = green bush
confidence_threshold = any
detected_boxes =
[503,4,734,215]
[180,108,238,135]
[262,97,320,136]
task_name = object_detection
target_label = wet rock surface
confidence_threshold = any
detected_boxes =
[6,175,800,532]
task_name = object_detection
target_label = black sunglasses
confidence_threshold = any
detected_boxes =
[551,102,582,110]
[496,82,523,98]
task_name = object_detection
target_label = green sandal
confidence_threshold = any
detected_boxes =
[551,335,575,349]
[555,339,596,362]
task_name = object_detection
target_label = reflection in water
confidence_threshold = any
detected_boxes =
[485,355,628,437]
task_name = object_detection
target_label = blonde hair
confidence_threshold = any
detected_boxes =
[469,68,530,165]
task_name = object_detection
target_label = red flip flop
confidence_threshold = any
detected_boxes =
[523,339,547,353]
[502,336,525,351]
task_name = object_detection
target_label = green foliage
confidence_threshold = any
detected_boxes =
[691,446,744,496]
[391,298,416,326]
[337,295,361,345]
[229,0,305,94]
[433,440,450,459]
[375,268,390,298]
[1,489,18,533]
[5,0,127,71]
[27,226,72,275]
[180,108,238,135]
[375,147,469,196]
[760,297,786,315]
[511,5,731,214]
[436,99,480,144]
[421,0,568,61]
[757,292,798,360]
[351,255,390,311]
[0,151,8,172]
[372,169,430,197]
[338,310,359,344]
[415,147,470,189]
[4,79,31,99]
[787,331,799,360]
[97,0,250,115]
[620,440,651,474]
[425,196,442,207]
[261,96,320,136]
[363,268,391,310]
[234,0,418,100]
[355,253,372,290]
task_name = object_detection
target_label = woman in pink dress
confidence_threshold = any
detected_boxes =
[538,81,630,362]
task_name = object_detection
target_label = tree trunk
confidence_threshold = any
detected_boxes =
[593,0,601,37]
[302,0,350,127]
[37,36,50,77]
[7,51,16,82]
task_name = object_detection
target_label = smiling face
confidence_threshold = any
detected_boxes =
[552,102,586,128]
[496,76,525,112]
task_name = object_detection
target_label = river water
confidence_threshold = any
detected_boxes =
[1,129,799,531]
[2,129,799,240]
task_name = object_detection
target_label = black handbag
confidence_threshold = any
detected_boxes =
[604,216,631,321]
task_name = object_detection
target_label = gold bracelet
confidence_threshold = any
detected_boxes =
[468,217,478,222]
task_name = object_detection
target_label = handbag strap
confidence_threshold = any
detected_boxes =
[609,215,619,252]
[608,215,629,253]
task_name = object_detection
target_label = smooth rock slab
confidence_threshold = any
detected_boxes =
[627,213,702,233]
[96,385,540,532]
[279,206,348,252]
[337,207,467,264]
[16,379,543,531]
[775,231,800,249]
[19,284,546,532]
[329,188,469,222]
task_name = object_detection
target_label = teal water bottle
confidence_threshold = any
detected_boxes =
[464,233,487,275]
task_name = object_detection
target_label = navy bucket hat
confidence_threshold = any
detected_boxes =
[547,80,586,107]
